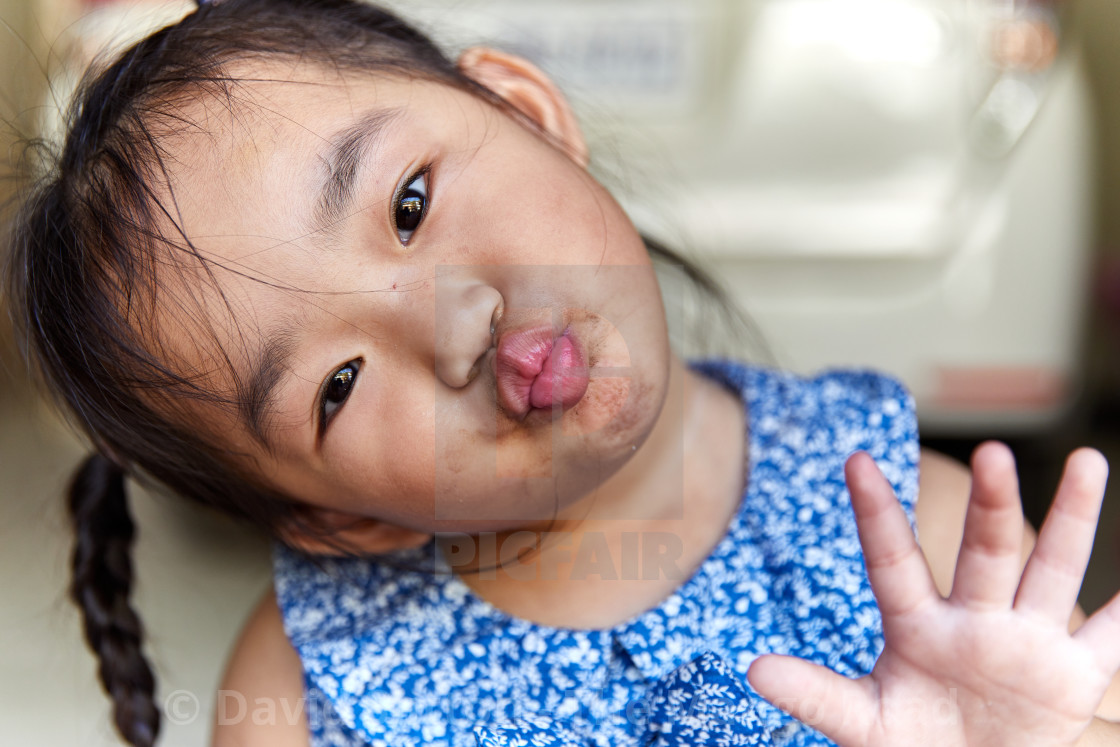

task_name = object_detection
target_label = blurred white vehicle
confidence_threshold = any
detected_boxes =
[58,0,1095,435]
[394,0,1094,435]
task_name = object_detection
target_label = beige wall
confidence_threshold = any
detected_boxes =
[0,0,33,365]
[0,0,77,366]
[1077,0,1120,254]
[0,0,35,199]
[0,0,81,187]
[0,0,74,152]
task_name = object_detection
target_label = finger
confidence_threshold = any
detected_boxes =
[749,654,875,745]
[846,452,939,618]
[1073,589,1120,675]
[950,442,1025,609]
[1014,448,1109,624]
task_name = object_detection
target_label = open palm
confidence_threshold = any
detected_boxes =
[749,443,1120,746]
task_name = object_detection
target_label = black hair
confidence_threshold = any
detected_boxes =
[4,1,754,744]
[68,453,158,747]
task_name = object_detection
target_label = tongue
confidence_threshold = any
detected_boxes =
[529,335,588,410]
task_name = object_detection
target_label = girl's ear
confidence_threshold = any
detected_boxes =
[281,508,432,556]
[457,47,590,168]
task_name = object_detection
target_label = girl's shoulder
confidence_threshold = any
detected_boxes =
[212,587,310,747]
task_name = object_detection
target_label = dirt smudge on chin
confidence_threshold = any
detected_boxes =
[496,419,554,479]
[563,375,632,438]
[601,376,656,443]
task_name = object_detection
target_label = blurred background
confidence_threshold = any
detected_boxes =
[1,0,1118,743]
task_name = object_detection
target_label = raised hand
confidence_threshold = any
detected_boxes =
[748,442,1120,746]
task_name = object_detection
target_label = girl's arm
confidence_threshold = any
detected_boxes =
[211,588,311,747]
[748,442,1120,745]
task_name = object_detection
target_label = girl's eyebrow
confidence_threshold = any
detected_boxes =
[242,328,298,448]
[313,107,404,237]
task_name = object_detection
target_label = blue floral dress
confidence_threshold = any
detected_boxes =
[273,362,920,746]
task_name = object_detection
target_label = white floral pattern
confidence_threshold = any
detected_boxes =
[273,363,920,746]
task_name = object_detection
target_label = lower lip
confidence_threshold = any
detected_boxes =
[496,328,589,418]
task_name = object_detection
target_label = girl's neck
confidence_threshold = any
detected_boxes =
[452,355,748,629]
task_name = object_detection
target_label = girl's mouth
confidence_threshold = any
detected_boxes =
[495,325,589,419]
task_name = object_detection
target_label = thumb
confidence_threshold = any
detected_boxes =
[748,654,875,745]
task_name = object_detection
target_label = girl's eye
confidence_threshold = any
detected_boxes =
[393,171,428,245]
[321,360,360,427]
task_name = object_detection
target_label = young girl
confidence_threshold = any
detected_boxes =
[7,0,1120,745]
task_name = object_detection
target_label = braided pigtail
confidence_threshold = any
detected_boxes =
[68,454,160,747]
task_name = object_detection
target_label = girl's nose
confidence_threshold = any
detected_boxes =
[433,276,502,388]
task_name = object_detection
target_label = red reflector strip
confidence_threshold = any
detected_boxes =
[932,367,1067,410]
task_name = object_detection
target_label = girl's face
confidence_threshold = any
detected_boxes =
[161,55,670,536]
